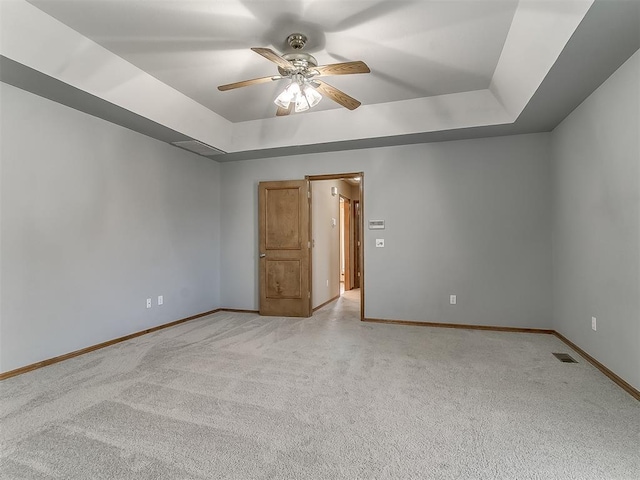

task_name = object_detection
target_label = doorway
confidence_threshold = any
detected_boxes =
[257,173,364,319]
[308,172,364,319]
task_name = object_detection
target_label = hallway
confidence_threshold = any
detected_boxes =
[316,288,361,321]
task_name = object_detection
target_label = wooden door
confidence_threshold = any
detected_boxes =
[341,196,351,291]
[259,180,311,317]
[353,200,361,288]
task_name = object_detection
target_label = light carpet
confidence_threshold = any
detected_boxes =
[1,290,639,479]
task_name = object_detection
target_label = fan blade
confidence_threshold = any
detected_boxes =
[313,61,370,76]
[251,47,295,70]
[313,80,362,110]
[218,75,282,91]
[276,103,293,117]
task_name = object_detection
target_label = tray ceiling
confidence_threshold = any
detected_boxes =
[2,0,638,159]
[26,0,519,123]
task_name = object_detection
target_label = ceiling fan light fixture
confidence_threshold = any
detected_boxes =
[274,78,322,113]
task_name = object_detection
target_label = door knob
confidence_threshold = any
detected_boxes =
[259,253,266,258]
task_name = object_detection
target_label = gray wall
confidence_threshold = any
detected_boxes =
[551,50,640,390]
[0,83,222,373]
[221,133,553,328]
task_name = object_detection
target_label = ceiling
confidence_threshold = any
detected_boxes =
[26,0,519,123]
[1,0,639,160]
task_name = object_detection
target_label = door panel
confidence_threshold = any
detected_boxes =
[266,260,301,298]
[265,188,301,249]
[259,180,311,317]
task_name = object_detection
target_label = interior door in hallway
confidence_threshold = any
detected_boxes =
[353,200,361,288]
[340,196,352,291]
[258,180,311,317]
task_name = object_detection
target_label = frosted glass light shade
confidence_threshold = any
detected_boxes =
[303,85,322,108]
[294,93,310,112]
[274,82,301,108]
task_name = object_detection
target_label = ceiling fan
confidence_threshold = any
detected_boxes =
[217,33,370,116]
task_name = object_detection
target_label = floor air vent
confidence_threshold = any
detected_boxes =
[553,353,578,363]
[171,140,226,156]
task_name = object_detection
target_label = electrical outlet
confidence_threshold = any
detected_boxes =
[592,316,597,331]
[146,298,152,309]
[450,295,457,305]
[158,295,164,306]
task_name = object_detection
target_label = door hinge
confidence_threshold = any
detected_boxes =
[307,190,311,199]
[308,241,311,248]
[308,291,311,299]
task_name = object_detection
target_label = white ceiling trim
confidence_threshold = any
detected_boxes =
[1,0,593,154]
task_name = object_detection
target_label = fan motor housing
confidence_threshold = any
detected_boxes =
[278,52,318,75]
